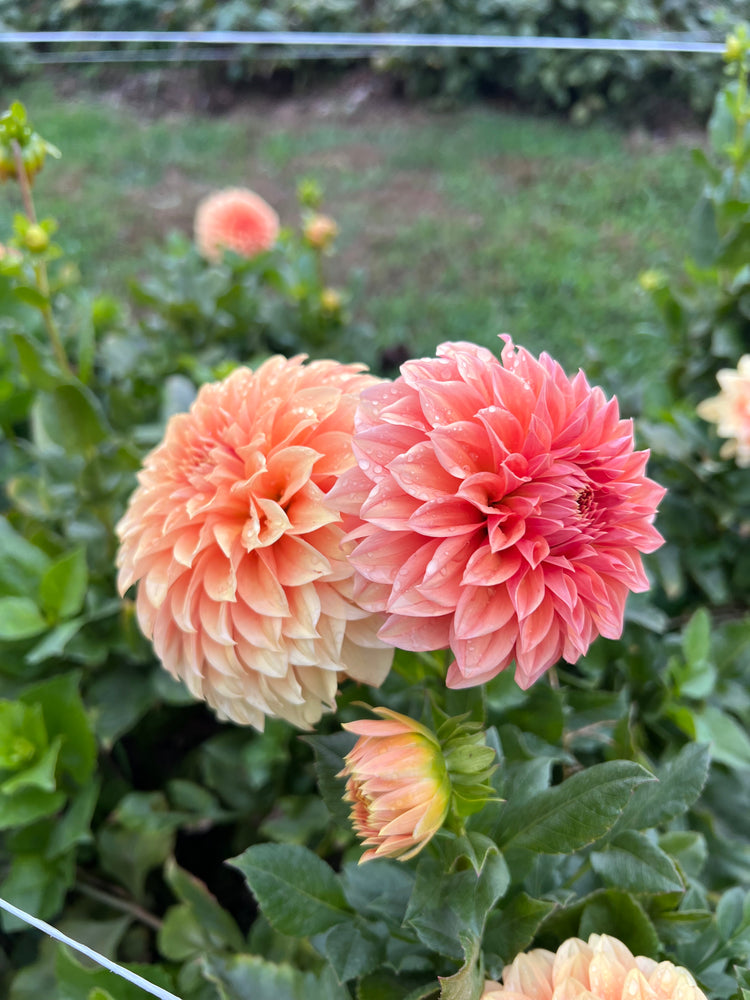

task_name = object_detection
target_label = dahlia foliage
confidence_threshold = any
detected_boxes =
[116,356,393,729]
[332,337,665,690]
[482,934,707,1000]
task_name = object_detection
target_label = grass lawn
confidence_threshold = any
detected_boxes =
[3,71,701,406]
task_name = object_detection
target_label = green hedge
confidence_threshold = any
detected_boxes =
[3,0,750,116]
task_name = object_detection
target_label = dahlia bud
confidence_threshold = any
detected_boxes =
[340,708,451,862]
[0,103,60,183]
[304,214,338,250]
[23,224,50,253]
[320,287,343,315]
[339,709,497,862]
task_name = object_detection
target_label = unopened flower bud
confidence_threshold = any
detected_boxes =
[23,224,49,253]
[304,214,338,250]
[340,709,497,862]
[320,288,343,314]
[638,269,666,292]
[340,708,451,862]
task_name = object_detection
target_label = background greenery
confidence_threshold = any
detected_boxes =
[2,0,750,116]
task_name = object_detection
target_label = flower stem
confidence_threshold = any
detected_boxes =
[75,872,163,932]
[10,138,72,376]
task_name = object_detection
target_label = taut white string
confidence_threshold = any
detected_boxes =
[0,896,182,1000]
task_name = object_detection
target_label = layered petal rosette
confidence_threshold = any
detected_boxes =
[116,357,393,730]
[696,354,750,466]
[194,187,279,262]
[482,933,706,1000]
[331,337,665,689]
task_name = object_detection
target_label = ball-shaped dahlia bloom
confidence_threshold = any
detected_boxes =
[116,357,393,730]
[194,187,279,263]
[482,934,706,1000]
[330,337,665,690]
[339,707,451,862]
[696,354,750,466]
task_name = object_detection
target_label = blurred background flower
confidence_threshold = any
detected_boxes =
[194,187,280,263]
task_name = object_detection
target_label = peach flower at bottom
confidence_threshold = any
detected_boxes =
[481,934,706,1000]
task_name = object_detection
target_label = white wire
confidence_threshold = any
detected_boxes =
[0,896,183,1000]
[0,30,727,54]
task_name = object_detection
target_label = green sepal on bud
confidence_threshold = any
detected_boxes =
[0,101,61,183]
[297,176,323,210]
[436,714,499,822]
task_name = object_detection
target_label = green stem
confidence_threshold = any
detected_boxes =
[10,138,72,376]
[732,59,750,197]
[75,873,163,932]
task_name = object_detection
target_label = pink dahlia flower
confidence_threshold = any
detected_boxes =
[481,934,706,1000]
[194,187,279,263]
[696,354,750,466]
[340,707,450,862]
[116,357,393,730]
[330,337,665,690]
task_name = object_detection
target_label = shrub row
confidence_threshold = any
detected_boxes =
[3,0,750,117]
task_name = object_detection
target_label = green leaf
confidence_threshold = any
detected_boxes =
[341,858,414,927]
[0,852,74,931]
[229,843,352,936]
[56,946,177,1000]
[496,760,654,854]
[25,618,85,666]
[0,786,66,830]
[682,608,711,665]
[591,830,684,895]
[734,964,750,1000]
[11,331,60,390]
[579,890,660,958]
[199,953,349,1000]
[405,839,509,959]
[357,971,438,1000]
[33,382,108,452]
[38,548,87,620]
[19,673,96,785]
[0,596,47,640]
[613,743,710,831]
[438,933,483,1000]
[13,285,49,310]
[164,859,244,952]
[692,706,750,769]
[0,517,50,599]
[1,736,61,795]
[303,730,356,828]
[323,919,385,982]
[47,780,100,858]
[87,665,159,749]
[483,893,557,968]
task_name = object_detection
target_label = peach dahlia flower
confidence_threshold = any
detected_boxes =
[194,187,279,263]
[330,337,665,690]
[116,357,393,730]
[482,933,706,1000]
[696,354,750,466]
[340,707,450,862]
